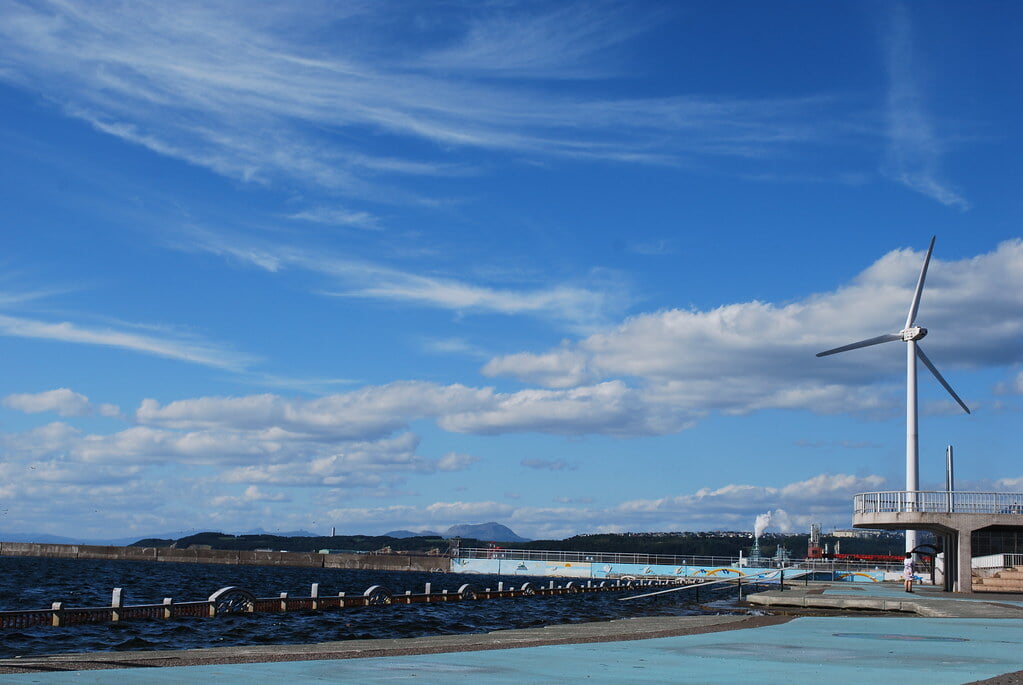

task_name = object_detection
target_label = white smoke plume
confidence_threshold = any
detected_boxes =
[770,508,795,533]
[754,511,772,538]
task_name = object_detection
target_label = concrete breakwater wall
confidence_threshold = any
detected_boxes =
[0,541,449,573]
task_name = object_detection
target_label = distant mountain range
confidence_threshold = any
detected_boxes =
[2,522,530,546]
[384,522,528,542]
[444,522,529,542]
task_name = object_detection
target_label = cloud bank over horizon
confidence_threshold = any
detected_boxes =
[3,239,1022,538]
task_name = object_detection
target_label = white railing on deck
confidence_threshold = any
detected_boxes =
[854,491,1023,515]
[973,553,1023,569]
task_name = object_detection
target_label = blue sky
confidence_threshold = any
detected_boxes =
[1,1,1021,541]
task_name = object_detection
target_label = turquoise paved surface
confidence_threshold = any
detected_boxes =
[822,584,1023,607]
[3,616,1022,684]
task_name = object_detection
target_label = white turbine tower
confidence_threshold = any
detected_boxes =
[816,236,970,555]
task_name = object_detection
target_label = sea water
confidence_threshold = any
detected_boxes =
[0,556,746,658]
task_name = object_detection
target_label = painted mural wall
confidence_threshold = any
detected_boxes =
[449,557,884,582]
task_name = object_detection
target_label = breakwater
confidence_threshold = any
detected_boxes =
[0,541,447,573]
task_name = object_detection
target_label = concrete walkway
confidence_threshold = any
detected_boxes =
[3,582,1023,684]
[747,582,1023,618]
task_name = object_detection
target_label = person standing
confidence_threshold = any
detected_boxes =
[903,552,915,592]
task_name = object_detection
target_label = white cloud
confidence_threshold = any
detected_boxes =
[1,242,1017,501]
[424,501,516,520]
[483,347,592,388]
[314,471,886,538]
[437,452,479,472]
[4,388,92,417]
[210,485,289,508]
[136,382,488,438]
[440,381,694,437]
[993,368,1023,398]
[483,240,1023,417]
[3,388,123,419]
[613,473,886,534]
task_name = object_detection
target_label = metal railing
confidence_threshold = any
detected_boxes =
[973,553,1023,570]
[854,491,1023,515]
[1,578,665,631]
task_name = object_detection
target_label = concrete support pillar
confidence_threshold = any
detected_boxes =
[939,535,951,592]
[956,529,973,594]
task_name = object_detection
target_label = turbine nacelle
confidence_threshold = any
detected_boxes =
[901,326,927,342]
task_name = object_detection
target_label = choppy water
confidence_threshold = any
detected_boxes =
[0,556,751,658]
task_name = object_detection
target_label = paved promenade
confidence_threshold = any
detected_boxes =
[2,583,1023,683]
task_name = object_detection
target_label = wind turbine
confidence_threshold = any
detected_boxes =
[816,236,970,555]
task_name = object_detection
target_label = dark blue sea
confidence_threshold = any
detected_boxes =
[0,556,751,658]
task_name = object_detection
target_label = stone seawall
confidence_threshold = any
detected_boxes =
[0,541,449,573]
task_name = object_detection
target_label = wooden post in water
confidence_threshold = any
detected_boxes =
[51,602,63,627]
[111,588,123,622]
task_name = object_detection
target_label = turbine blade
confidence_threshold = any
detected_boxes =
[905,236,936,329]
[916,346,971,414]
[816,333,902,357]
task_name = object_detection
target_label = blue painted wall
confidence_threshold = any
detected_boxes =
[450,557,883,582]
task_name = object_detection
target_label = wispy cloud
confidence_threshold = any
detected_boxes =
[415,2,655,78]
[0,313,257,371]
[882,4,969,209]
[286,206,382,231]
[0,2,869,201]
[521,458,576,471]
[180,225,627,329]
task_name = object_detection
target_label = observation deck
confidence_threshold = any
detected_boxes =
[853,491,1023,592]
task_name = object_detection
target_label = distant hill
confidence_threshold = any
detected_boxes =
[238,528,318,537]
[444,522,529,543]
[0,530,203,546]
[130,531,462,553]
[385,529,442,538]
